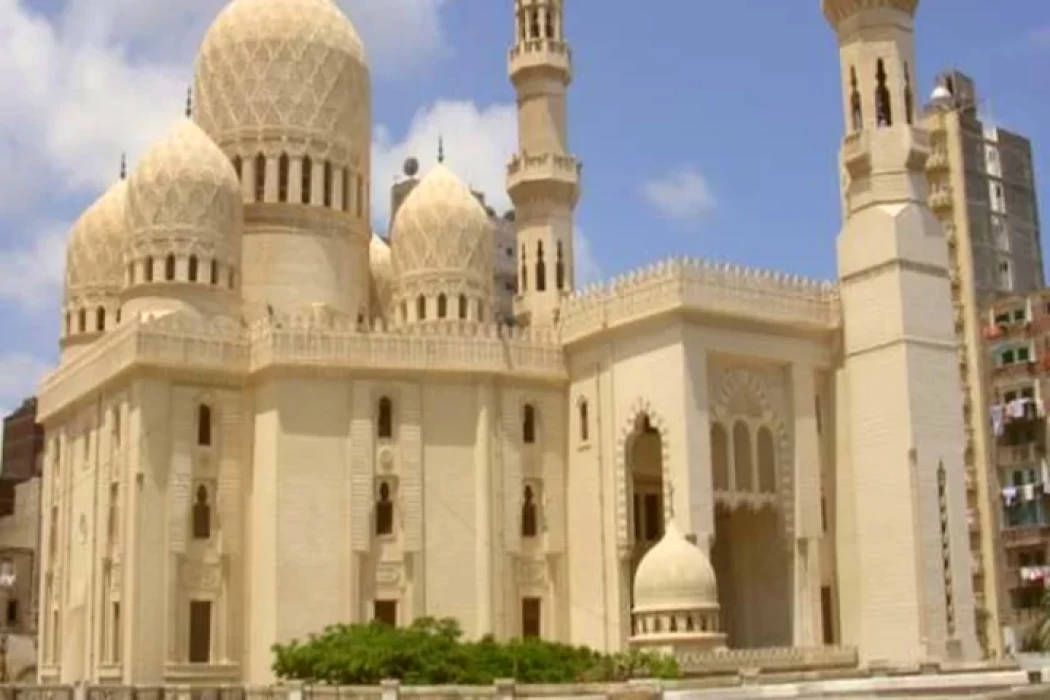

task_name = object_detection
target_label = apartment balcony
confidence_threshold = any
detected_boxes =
[992,360,1039,381]
[998,442,1039,468]
[1002,524,1050,549]
[1010,564,1050,590]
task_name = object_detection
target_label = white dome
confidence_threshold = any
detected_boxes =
[194,0,370,153]
[633,520,719,614]
[390,164,494,285]
[65,180,128,304]
[126,118,242,262]
[929,84,953,104]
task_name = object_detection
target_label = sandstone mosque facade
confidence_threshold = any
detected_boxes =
[34,0,983,685]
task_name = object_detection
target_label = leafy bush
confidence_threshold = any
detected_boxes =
[272,617,679,685]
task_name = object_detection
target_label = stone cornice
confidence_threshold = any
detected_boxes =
[37,314,567,422]
[560,257,841,345]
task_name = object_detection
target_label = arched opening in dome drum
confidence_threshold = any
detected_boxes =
[710,419,790,649]
[95,307,106,332]
[254,154,266,202]
[301,156,313,205]
[165,254,176,281]
[458,294,468,320]
[626,412,663,611]
[278,154,290,203]
[323,161,333,208]
[188,256,199,282]
[437,293,447,319]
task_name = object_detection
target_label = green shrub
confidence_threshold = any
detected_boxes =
[272,617,680,685]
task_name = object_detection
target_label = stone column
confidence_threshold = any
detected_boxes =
[792,364,823,647]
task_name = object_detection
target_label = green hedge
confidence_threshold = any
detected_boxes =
[272,616,680,685]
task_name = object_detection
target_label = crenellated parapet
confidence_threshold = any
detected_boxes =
[560,257,841,344]
[37,313,566,422]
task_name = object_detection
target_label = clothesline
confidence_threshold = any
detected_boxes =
[990,397,1045,438]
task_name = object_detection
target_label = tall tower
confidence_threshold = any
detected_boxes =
[825,0,980,663]
[507,0,581,327]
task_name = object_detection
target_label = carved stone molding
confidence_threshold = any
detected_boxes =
[518,559,547,588]
[614,397,672,550]
[181,560,222,592]
[376,562,403,588]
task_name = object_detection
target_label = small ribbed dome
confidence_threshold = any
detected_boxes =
[126,118,241,256]
[369,234,394,316]
[65,180,128,303]
[194,0,369,150]
[390,164,494,284]
[633,520,719,614]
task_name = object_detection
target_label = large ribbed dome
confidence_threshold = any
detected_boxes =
[194,0,370,152]
[633,520,719,614]
[126,118,242,259]
[65,180,128,304]
[369,234,394,316]
[391,164,494,284]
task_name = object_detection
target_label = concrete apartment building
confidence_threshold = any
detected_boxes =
[0,397,46,681]
[924,69,1046,653]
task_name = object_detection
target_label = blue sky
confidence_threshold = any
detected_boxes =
[0,0,1047,413]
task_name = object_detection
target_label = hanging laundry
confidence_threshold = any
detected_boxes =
[1022,482,1037,501]
[991,405,1005,436]
[1002,485,1018,506]
[1041,459,1050,485]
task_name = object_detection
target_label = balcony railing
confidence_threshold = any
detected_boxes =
[1002,524,1050,548]
[998,443,1039,467]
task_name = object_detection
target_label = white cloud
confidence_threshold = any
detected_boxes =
[574,227,602,287]
[0,220,68,311]
[640,167,717,226]
[372,100,518,228]
[0,352,51,416]
[343,0,451,76]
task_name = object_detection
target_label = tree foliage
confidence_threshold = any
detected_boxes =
[272,617,680,685]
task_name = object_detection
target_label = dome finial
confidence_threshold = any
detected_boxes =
[119,153,127,181]
[185,86,193,118]
[438,135,445,164]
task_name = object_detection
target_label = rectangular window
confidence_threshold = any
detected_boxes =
[188,600,212,663]
[374,599,397,626]
[820,586,835,645]
[113,602,122,663]
[5,598,17,627]
[522,597,541,639]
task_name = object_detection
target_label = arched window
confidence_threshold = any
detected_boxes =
[197,404,212,447]
[732,421,752,491]
[127,262,135,285]
[78,309,86,332]
[757,426,776,493]
[710,423,729,491]
[377,397,393,439]
[254,153,266,202]
[341,167,350,212]
[523,404,537,444]
[301,156,313,205]
[458,294,468,320]
[520,245,528,292]
[875,59,892,127]
[165,254,176,281]
[210,260,219,285]
[849,66,862,131]
[323,160,333,207]
[228,269,235,290]
[400,301,407,322]
[477,301,485,323]
[231,155,242,181]
[535,242,546,292]
[188,255,199,282]
[903,61,914,126]
[529,9,539,38]
[277,153,290,202]
[96,307,106,332]
[144,256,154,282]
[355,175,364,218]
[192,485,211,539]
[578,400,589,441]
[521,485,538,537]
[116,308,121,324]
[556,241,565,290]
[375,482,394,536]
[544,10,554,39]
[437,293,447,319]
[416,295,426,320]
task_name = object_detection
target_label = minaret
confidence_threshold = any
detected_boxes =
[825,0,979,663]
[507,0,581,327]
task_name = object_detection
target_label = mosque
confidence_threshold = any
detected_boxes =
[34,0,982,685]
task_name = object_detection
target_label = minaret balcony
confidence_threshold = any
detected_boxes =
[927,148,949,171]
[508,39,572,81]
[929,186,954,212]
[507,152,581,203]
